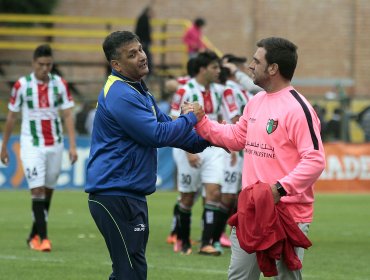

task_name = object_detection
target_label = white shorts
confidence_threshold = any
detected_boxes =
[173,147,224,193]
[20,142,64,189]
[221,151,242,194]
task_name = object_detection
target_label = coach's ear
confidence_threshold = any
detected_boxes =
[110,60,122,73]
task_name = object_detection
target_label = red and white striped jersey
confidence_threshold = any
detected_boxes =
[170,78,224,121]
[226,80,251,116]
[221,83,239,124]
[8,72,74,147]
[176,75,190,86]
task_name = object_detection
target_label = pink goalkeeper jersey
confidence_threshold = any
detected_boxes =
[196,86,326,222]
[9,73,74,147]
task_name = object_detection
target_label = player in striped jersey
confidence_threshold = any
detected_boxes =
[170,51,225,256]
[0,44,78,252]
[222,53,262,94]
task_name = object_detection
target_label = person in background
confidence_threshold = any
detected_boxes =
[313,103,327,138]
[187,37,326,279]
[323,107,342,142]
[157,78,179,115]
[217,65,253,249]
[135,6,154,74]
[0,44,78,252]
[166,56,198,246]
[356,105,370,142]
[75,101,91,135]
[183,17,207,59]
[170,51,224,256]
[210,66,241,252]
[222,53,262,94]
[85,103,96,136]
[85,30,210,280]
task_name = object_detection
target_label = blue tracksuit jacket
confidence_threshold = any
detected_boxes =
[85,70,209,200]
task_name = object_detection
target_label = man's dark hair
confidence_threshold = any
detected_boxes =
[33,44,52,60]
[256,37,298,81]
[222,53,247,64]
[186,57,197,77]
[193,51,219,75]
[219,66,231,84]
[194,18,206,28]
[103,31,140,62]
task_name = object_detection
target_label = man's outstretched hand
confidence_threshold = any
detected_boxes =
[181,101,205,122]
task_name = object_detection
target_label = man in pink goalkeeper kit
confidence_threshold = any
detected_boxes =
[188,37,326,279]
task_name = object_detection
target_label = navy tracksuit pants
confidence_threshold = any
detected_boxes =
[88,194,149,280]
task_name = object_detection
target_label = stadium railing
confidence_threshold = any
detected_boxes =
[0,13,223,131]
[0,13,221,77]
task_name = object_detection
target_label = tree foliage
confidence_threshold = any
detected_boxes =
[0,0,59,14]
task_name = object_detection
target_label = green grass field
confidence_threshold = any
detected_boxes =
[0,190,370,280]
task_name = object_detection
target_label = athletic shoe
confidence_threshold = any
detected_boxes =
[180,243,192,256]
[213,242,224,254]
[168,234,197,246]
[173,239,182,253]
[166,234,177,244]
[38,239,52,252]
[220,232,231,248]
[27,235,40,250]
[198,245,221,256]
[190,239,199,245]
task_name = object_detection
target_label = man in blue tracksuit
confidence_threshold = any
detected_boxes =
[85,31,209,280]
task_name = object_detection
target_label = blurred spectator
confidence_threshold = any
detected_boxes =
[135,6,154,73]
[313,104,327,138]
[177,56,197,86]
[75,102,90,135]
[76,101,95,135]
[323,108,342,141]
[85,105,96,136]
[158,78,179,115]
[183,18,207,58]
[357,105,370,142]
[222,53,262,94]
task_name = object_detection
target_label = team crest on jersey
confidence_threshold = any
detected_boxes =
[266,119,278,134]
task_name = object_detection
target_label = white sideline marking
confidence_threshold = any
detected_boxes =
[149,264,226,275]
[0,254,65,263]
[103,262,227,275]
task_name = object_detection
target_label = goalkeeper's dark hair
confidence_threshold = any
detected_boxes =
[256,37,297,81]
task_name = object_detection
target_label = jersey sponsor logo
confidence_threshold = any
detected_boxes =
[266,119,278,134]
[224,89,238,112]
[134,223,146,232]
[202,90,214,114]
[37,83,50,108]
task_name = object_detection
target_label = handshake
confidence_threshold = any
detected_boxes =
[181,101,205,122]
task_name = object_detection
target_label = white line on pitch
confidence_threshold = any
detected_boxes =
[0,254,65,263]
